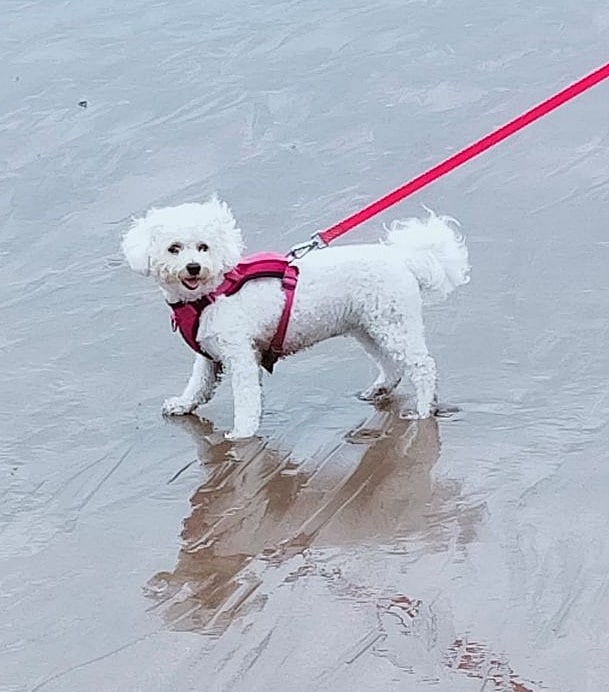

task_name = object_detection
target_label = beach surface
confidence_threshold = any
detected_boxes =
[2,1,609,690]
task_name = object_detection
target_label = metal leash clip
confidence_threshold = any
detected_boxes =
[287,233,327,261]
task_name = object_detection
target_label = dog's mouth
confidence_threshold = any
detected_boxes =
[181,276,202,291]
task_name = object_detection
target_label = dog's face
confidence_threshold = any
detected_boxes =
[122,196,244,302]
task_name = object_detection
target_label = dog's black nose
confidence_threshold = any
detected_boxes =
[186,262,201,276]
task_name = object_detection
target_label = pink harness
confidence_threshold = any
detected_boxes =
[169,253,299,373]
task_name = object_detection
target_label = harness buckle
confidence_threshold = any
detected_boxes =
[281,269,299,290]
[224,267,243,283]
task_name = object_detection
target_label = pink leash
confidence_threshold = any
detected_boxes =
[174,62,609,368]
[290,60,609,257]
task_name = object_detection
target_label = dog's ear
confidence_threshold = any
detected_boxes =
[206,194,245,269]
[208,193,238,231]
[121,213,154,275]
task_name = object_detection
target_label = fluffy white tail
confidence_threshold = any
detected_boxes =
[386,210,470,301]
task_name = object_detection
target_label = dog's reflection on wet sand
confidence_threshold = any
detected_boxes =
[145,409,541,690]
[146,406,469,632]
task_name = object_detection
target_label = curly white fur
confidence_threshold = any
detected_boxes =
[122,196,470,439]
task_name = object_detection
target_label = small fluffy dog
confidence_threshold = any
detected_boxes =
[122,196,469,439]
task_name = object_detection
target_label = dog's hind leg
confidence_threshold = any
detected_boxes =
[362,316,437,418]
[355,332,403,401]
[404,350,437,418]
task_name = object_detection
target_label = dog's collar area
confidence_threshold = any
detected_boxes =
[168,253,299,374]
[168,296,210,312]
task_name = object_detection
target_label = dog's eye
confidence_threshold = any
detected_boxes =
[167,243,182,255]
[197,243,209,252]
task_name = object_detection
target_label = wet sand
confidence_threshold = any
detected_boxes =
[2,1,609,690]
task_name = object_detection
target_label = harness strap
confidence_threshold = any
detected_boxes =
[169,253,298,374]
[268,264,298,362]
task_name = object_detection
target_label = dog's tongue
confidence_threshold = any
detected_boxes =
[182,277,200,290]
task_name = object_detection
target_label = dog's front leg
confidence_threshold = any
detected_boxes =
[162,354,219,416]
[224,347,262,440]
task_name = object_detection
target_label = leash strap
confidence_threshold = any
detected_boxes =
[309,61,609,247]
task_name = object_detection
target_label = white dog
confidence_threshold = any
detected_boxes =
[121,196,469,439]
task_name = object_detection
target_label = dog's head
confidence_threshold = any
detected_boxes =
[121,196,244,302]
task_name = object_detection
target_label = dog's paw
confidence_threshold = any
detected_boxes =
[358,384,392,401]
[225,427,257,441]
[400,409,422,420]
[400,405,432,420]
[161,396,198,416]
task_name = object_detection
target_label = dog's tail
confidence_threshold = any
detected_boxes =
[386,210,470,301]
